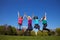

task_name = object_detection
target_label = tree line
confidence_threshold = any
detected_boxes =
[0,24,60,36]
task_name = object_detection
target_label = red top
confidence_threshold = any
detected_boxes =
[28,19,32,25]
[18,17,23,24]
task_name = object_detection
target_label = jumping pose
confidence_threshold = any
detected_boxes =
[33,16,40,30]
[18,11,25,30]
[25,14,33,31]
[41,12,50,32]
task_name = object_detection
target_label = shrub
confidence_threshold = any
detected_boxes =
[49,31,55,36]
[16,30,23,36]
[31,30,35,36]
[42,30,48,36]
[0,25,17,35]
[37,30,43,36]
[6,25,17,35]
[0,26,5,35]
[56,28,60,36]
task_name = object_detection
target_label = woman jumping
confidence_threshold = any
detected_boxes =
[25,14,33,31]
[18,11,25,30]
[40,12,50,32]
[33,16,40,30]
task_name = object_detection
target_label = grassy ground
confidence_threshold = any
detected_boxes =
[0,35,60,40]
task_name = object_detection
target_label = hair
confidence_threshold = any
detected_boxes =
[27,16,32,19]
[42,16,45,21]
[43,16,45,19]
[33,16,38,19]
[20,16,23,19]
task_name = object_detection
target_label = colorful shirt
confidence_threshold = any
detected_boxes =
[18,17,23,24]
[28,19,32,25]
[42,20,47,24]
[34,19,39,24]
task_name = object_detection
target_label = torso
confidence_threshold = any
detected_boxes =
[42,20,47,24]
[18,17,23,24]
[28,19,32,24]
[34,19,39,24]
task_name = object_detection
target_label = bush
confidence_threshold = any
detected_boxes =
[49,31,55,36]
[37,30,43,36]
[56,28,60,36]
[0,25,17,35]
[16,30,23,36]
[0,26,6,35]
[42,30,48,36]
[31,30,35,36]
[31,30,43,36]
[6,26,17,35]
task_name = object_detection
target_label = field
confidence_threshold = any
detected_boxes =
[0,35,60,40]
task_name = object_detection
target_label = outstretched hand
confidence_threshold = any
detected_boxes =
[32,13,34,19]
[40,18,43,22]
[24,13,27,17]
[18,11,20,18]
[23,13,28,19]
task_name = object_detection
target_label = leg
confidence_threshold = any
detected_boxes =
[34,24,38,29]
[37,24,40,30]
[43,24,50,32]
[18,24,22,30]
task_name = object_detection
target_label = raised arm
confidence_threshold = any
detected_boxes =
[18,11,20,18]
[44,12,47,20]
[24,13,28,19]
[32,13,34,19]
[23,13,27,19]
[40,12,47,21]
[40,17,43,22]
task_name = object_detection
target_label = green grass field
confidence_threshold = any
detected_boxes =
[0,35,60,40]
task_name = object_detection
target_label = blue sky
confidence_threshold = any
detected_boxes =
[0,0,60,30]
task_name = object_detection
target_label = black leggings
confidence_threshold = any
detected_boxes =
[27,24,33,31]
[34,24,40,30]
[43,23,50,32]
